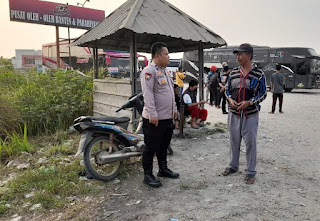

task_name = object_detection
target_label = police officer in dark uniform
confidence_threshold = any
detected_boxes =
[140,42,179,188]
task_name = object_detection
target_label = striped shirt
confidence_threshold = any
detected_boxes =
[225,65,267,117]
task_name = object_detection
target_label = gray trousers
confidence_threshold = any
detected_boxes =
[227,112,259,175]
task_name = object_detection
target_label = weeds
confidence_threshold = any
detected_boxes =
[1,160,97,214]
[1,69,92,136]
[0,125,33,162]
[0,92,22,137]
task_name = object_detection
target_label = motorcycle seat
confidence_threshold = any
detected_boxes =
[75,116,130,124]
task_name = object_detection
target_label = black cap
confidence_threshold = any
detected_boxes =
[233,43,253,54]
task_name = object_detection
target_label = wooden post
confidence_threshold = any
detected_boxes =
[130,31,137,121]
[55,26,60,69]
[179,103,184,138]
[198,41,204,107]
[93,47,97,79]
[93,42,98,79]
[68,27,71,69]
[130,31,137,96]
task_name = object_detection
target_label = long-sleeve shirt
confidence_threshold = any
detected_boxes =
[140,62,177,120]
[225,65,267,117]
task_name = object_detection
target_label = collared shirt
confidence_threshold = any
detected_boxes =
[140,61,177,120]
[225,65,267,117]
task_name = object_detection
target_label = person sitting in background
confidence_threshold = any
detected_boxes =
[182,80,207,129]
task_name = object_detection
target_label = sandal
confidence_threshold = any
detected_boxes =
[244,174,255,184]
[222,167,237,176]
[198,122,205,127]
[191,125,199,129]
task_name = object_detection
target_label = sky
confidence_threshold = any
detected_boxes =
[1,0,320,58]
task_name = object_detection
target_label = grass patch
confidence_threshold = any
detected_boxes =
[1,160,98,215]
[0,125,34,162]
[0,132,102,217]
[45,143,75,157]
[214,122,227,131]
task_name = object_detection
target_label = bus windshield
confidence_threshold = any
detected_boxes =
[310,58,320,74]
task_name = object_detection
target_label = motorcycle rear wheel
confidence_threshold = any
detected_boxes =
[84,136,122,181]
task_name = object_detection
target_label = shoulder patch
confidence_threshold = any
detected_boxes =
[145,73,152,80]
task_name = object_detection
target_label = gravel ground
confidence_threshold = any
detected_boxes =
[70,89,318,221]
[10,89,320,221]
[94,89,320,221]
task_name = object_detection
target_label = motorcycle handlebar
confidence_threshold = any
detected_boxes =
[115,107,123,113]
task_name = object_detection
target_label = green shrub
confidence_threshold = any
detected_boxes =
[0,70,92,135]
[0,58,14,73]
[0,93,22,137]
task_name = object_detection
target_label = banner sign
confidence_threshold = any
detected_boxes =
[9,0,105,30]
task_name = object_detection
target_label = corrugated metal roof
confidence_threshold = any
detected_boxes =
[71,0,227,52]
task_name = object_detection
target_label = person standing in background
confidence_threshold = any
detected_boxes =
[175,66,186,97]
[208,65,220,108]
[269,64,285,114]
[218,62,230,114]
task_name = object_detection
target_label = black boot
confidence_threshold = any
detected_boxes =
[157,161,179,179]
[143,167,162,188]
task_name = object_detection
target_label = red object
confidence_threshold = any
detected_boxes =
[188,106,207,121]
[210,65,217,71]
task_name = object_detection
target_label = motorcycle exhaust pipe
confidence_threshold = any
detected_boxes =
[98,152,141,164]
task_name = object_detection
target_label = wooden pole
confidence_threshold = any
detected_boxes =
[55,26,60,69]
[68,27,71,69]
[130,31,137,95]
[130,32,137,121]
[198,41,204,107]
[179,104,184,138]
[93,47,96,79]
[93,41,98,79]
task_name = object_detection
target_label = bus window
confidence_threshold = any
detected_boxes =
[310,58,320,74]
[296,60,308,75]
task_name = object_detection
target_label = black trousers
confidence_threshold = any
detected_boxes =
[272,93,283,112]
[219,92,227,112]
[142,118,173,174]
[209,86,219,107]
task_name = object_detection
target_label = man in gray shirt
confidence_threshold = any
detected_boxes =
[269,64,285,114]
[140,42,179,188]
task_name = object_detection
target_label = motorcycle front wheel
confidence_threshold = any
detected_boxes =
[84,136,122,181]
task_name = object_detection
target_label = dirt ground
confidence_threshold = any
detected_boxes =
[8,89,320,221]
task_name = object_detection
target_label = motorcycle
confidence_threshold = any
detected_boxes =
[73,93,145,181]
[74,93,174,181]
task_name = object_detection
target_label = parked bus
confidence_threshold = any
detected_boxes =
[42,41,148,76]
[167,58,181,78]
[184,46,320,91]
